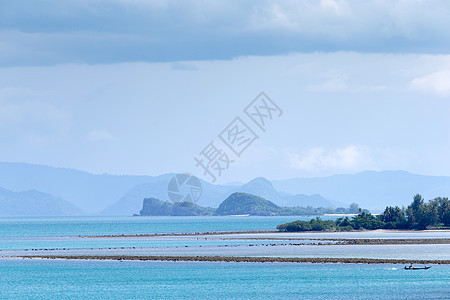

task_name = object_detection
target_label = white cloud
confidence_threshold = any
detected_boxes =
[410,70,450,96]
[286,145,373,172]
[87,129,115,142]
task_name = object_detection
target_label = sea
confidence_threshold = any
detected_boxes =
[1,259,449,299]
[0,216,323,237]
[0,216,449,299]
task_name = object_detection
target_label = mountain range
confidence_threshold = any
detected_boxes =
[272,170,450,211]
[0,162,449,216]
[0,187,83,216]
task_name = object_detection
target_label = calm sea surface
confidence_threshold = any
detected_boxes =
[1,216,449,299]
[1,259,449,299]
[1,216,449,260]
[0,216,326,237]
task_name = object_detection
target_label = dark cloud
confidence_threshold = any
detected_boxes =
[1,0,450,66]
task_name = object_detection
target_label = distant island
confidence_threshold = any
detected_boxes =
[277,194,450,231]
[138,192,364,216]
[139,198,215,216]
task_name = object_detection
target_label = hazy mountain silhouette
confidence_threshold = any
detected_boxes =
[2,162,449,216]
[0,187,83,216]
[102,176,234,215]
[102,176,339,216]
[232,177,283,204]
[0,162,154,213]
[282,194,340,208]
[272,170,450,211]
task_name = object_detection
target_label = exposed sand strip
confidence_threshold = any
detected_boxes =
[14,255,450,264]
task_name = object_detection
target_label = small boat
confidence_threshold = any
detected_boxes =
[404,266,431,270]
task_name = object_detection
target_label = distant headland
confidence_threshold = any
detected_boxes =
[138,192,366,217]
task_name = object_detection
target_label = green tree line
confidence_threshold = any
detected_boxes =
[277,194,450,232]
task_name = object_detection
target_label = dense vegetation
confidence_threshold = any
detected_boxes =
[215,192,366,216]
[379,194,450,229]
[286,202,366,215]
[140,192,366,216]
[215,193,281,216]
[139,198,214,216]
[277,194,450,231]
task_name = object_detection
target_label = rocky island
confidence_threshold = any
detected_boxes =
[139,192,362,216]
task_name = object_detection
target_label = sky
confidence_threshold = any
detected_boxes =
[1,0,450,183]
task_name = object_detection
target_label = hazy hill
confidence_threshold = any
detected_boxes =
[232,177,284,204]
[282,193,339,208]
[0,187,83,216]
[228,176,338,208]
[0,162,156,213]
[2,162,449,216]
[102,179,173,215]
[102,175,333,216]
[102,177,234,215]
[0,162,338,216]
[272,170,450,211]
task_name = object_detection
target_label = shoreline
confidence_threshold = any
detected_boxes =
[74,237,450,245]
[11,255,450,264]
[313,238,450,245]
[79,228,450,238]
[79,230,279,238]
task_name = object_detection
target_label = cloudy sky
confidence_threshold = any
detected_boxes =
[1,0,449,183]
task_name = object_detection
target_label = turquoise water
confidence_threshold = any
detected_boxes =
[7,243,448,261]
[0,216,330,237]
[0,236,319,251]
[1,216,449,261]
[1,259,448,299]
[1,217,449,298]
